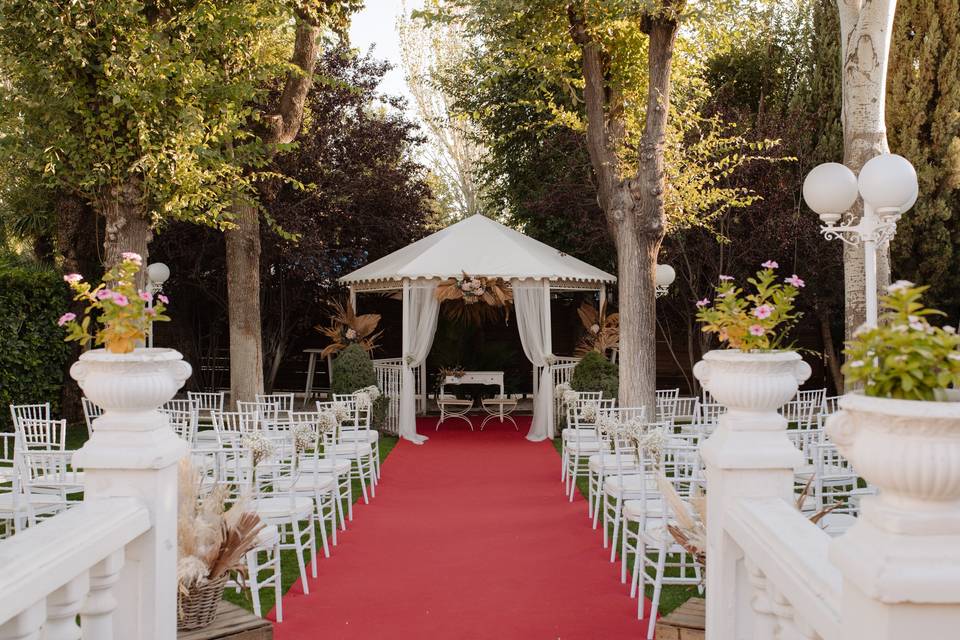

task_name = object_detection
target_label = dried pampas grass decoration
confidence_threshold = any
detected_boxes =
[177,460,265,598]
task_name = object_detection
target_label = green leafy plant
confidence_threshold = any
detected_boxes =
[696,261,803,351]
[0,263,70,429]
[842,282,960,401]
[570,351,618,400]
[332,344,387,428]
[60,253,169,354]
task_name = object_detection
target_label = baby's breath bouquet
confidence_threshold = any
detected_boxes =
[842,282,960,401]
[59,252,169,354]
[695,261,804,351]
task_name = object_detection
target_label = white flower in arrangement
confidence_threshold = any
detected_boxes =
[332,402,353,423]
[590,323,600,334]
[578,402,597,423]
[315,410,339,433]
[353,385,381,410]
[555,382,571,395]
[345,328,358,340]
[293,423,316,454]
[241,431,275,467]
[562,389,580,407]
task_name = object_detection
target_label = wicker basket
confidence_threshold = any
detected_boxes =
[177,573,229,631]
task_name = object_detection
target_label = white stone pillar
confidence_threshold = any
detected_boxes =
[827,393,960,639]
[694,350,810,640]
[71,348,191,640]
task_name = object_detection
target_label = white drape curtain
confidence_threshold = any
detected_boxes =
[399,281,440,444]
[513,281,554,441]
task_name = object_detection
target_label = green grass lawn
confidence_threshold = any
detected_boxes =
[550,438,699,617]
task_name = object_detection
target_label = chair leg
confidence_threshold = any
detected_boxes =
[247,550,262,618]
[646,548,668,639]
[609,496,623,562]
[568,457,579,502]
[316,500,330,560]
[290,520,310,595]
[273,542,283,622]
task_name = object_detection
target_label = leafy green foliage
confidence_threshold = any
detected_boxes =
[0,0,291,232]
[570,351,619,400]
[0,265,70,429]
[842,283,960,401]
[332,344,387,427]
[887,0,960,316]
[696,263,804,351]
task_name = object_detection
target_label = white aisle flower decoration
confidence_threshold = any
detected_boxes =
[293,423,316,454]
[353,385,382,410]
[241,431,275,466]
[315,409,339,433]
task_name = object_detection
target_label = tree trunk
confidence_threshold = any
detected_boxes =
[225,200,264,405]
[817,305,844,395]
[225,18,322,405]
[99,178,151,286]
[837,0,897,341]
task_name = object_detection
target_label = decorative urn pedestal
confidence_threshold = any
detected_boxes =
[71,348,192,639]
[826,393,960,639]
[692,349,811,639]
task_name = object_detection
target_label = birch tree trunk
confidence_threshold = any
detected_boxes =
[570,2,682,415]
[225,17,322,405]
[836,0,897,340]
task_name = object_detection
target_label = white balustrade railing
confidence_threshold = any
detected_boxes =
[0,497,150,638]
[696,350,960,640]
[373,360,403,435]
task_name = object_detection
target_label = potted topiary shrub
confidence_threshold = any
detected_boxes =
[332,344,388,428]
[827,282,960,516]
[570,351,619,400]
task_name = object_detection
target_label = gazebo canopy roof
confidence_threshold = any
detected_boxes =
[339,215,616,287]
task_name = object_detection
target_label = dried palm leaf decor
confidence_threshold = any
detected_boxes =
[435,272,513,325]
[314,299,382,358]
[574,300,619,357]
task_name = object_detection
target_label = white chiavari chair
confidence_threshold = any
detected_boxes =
[672,397,698,424]
[597,407,649,555]
[162,407,198,447]
[655,390,679,426]
[187,391,225,425]
[293,408,352,527]
[0,431,15,484]
[560,391,604,483]
[809,441,874,537]
[334,392,382,481]
[16,417,67,451]
[1,449,73,535]
[256,393,296,428]
[324,400,378,503]
[9,403,50,431]
[564,397,609,502]
[622,433,704,639]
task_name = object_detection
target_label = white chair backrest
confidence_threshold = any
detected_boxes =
[81,397,103,437]
[256,393,295,424]
[188,391,225,414]
[19,449,80,491]
[696,402,725,432]
[823,395,841,416]
[673,397,698,423]
[162,408,198,445]
[10,403,51,430]
[16,418,67,451]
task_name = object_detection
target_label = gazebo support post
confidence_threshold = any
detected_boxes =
[349,285,357,310]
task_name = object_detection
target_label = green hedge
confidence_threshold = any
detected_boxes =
[570,351,619,400]
[331,344,388,428]
[0,266,70,429]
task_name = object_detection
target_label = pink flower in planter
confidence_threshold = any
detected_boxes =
[145,307,157,316]
[158,294,169,304]
[121,252,142,265]
[762,260,779,269]
[63,273,83,284]
[57,312,76,326]
[111,293,129,307]
[753,304,773,319]
[96,289,114,300]
[749,324,765,336]
[785,274,805,288]
[719,275,733,281]
[695,298,710,308]
[139,291,152,302]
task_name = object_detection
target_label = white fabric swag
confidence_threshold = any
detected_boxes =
[513,282,555,441]
[399,281,440,444]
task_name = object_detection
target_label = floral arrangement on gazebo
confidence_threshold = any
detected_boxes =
[435,272,513,324]
[315,299,382,358]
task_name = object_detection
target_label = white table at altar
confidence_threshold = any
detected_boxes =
[441,371,505,398]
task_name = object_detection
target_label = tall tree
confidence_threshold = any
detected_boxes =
[835,0,898,339]
[0,0,287,279]
[224,1,360,405]
[399,0,488,222]
[887,0,960,316]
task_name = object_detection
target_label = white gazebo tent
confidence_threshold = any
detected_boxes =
[338,215,616,444]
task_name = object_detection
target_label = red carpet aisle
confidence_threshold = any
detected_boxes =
[273,416,654,640]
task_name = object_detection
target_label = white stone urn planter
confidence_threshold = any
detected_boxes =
[71,348,191,468]
[694,350,811,469]
[827,393,960,521]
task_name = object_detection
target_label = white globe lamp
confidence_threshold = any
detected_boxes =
[858,153,918,217]
[147,262,170,287]
[802,162,859,226]
[655,264,676,288]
